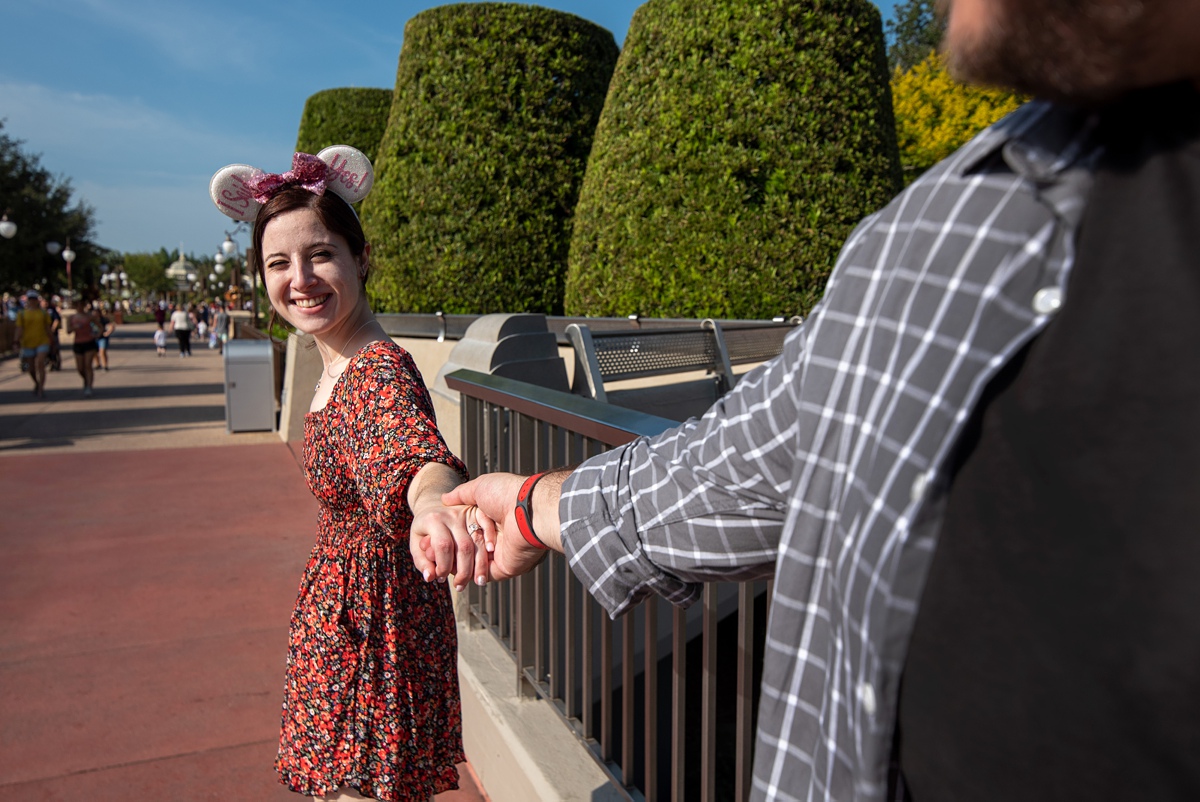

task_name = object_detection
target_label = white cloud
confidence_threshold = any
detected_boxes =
[2,80,287,253]
[72,0,260,74]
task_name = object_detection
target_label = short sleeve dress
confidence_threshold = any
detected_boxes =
[276,340,467,801]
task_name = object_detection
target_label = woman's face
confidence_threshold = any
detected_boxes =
[260,207,368,339]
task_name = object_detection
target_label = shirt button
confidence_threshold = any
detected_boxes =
[1032,287,1063,315]
[858,681,877,716]
[910,472,929,503]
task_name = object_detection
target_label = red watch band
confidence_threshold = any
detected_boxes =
[514,472,550,549]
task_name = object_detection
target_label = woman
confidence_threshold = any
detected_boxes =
[67,302,99,396]
[93,305,115,371]
[243,163,488,801]
[168,303,192,356]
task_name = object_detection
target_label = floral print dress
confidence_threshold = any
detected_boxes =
[277,340,466,801]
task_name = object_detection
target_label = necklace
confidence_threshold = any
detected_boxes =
[314,318,378,391]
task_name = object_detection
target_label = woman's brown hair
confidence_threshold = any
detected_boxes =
[250,187,368,286]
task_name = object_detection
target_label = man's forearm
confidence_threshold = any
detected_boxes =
[530,469,571,552]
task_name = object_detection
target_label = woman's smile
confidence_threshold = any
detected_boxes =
[293,294,331,310]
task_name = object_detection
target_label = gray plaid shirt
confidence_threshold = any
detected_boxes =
[560,100,1105,801]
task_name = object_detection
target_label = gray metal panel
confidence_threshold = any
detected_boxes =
[224,340,276,433]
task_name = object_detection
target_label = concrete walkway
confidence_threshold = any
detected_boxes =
[0,323,488,800]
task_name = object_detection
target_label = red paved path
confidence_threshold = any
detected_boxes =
[0,325,487,801]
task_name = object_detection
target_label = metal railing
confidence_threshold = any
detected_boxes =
[374,312,800,347]
[447,369,770,802]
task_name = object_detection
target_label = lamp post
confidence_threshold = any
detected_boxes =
[218,222,257,327]
[60,238,76,296]
[0,210,15,239]
[99,263,111,302]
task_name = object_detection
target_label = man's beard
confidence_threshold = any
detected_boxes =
[942,0,1153,103]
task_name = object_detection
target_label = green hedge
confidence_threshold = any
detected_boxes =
[294,87,393,164]
[565,0,902,320]
[362,3,619,314]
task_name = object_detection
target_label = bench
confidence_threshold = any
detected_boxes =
[566,318,798,421]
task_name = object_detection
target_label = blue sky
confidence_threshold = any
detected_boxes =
[0,0,899,257]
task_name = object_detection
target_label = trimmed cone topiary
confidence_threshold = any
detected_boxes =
[295,88,393,165]
[565,0,902,320]
[362,3,619,314]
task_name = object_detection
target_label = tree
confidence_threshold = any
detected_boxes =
[564,0,901,320]
[121,251,175,297]
[891,51,1026,180]
[295,88,393,166]
[0,121,99,297]
[886,0,944,72]
[362,3,619,314]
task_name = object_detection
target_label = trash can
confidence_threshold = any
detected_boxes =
[224,339,276,433]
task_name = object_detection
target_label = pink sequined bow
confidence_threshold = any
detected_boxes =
[244,152,328,203]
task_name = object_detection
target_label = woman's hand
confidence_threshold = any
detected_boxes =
[410,502,497,591]
[407,463,496,591]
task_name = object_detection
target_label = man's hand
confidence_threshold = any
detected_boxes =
[442,472,559,582]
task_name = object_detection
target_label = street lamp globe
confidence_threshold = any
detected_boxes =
[46,241,61,256]
[0,212,15,239]
[221,236,237,257]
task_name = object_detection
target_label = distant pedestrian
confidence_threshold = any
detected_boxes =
[45,295,62,371]
[67,302,99,396]
[153,301,167,327]
[169,304,192,356]
[153,323,167,356]
[13,289,53,398]
[213,303,230,354]
[93,308,115,371]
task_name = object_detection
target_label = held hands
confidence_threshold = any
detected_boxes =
[409,500,496,593]
[409,472,557,586]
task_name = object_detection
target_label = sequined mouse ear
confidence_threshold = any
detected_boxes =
[209,164,265,222]
[316,145,374,206]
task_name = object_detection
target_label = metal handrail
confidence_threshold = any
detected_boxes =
[449,368,768,802]
[374,312,800,346]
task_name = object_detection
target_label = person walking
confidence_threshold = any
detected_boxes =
[44,295,62,371]
[168,303,192,356]
[430,2,1200,800]
[66,302,99,396]
[213,302,230,354]
[13,290,53,398]
[153,323,167,356]
[92,306,115,371]
[210,145,485,801]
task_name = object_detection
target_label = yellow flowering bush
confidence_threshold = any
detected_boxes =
[891,52,1026,181]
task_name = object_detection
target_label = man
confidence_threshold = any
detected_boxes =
[13,290,53,398]
[425,1,1200,799]
[44,295,62,371]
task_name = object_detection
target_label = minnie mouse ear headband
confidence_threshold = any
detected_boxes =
[209,145,374,222]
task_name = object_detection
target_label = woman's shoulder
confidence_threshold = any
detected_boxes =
[339,340,423,395]
[348,339,418,378]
